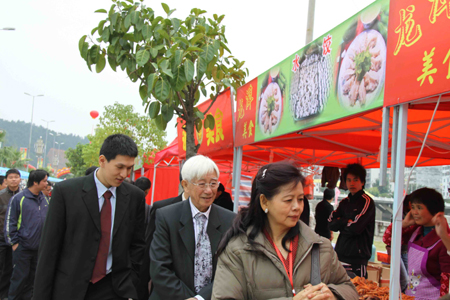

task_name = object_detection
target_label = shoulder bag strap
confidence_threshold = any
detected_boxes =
[310,243,321,286]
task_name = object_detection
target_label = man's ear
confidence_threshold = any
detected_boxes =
[181,180,189,191]
[98,155,107,167]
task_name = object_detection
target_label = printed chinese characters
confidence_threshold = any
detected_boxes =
[394,5,423,56]
[417,48,437,86]
[322,35,332,56]
[428,0,450,24]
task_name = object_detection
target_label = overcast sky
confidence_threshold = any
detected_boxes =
[0,0,375,146]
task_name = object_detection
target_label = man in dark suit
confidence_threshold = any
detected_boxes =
[315,188,335,240]
[33,134,146,300]
[150,155,235,300]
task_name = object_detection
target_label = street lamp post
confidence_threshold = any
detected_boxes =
[42,119,55,168]
[49,132,60,167]
[24,93,44,172]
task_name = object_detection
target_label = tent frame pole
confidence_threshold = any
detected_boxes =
[233,146,243,213]
[379,107,390,186]
[151,162,160,205]
[389,104,408,300]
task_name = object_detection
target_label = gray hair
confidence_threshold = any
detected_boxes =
[181,155,220,182]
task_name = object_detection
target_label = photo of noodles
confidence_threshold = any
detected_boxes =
[338,29,386,110]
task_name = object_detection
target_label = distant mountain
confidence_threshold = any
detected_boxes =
[0,119,89,168]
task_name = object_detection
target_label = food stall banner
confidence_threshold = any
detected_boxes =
[177,89,233,158]
[235,0,389,147]
[384,0,450,106]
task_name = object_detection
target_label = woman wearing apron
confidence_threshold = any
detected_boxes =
[401,188,450,299]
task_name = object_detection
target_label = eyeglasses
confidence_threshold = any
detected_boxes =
[191,181,220,189]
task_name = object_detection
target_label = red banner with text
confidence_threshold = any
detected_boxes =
[177,89,233,158]
[384,0,450,106]
[235,78,258,146]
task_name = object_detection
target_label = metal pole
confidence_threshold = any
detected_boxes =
[391,107,399,182]
[151,162,160,205]
[27,96,35,172]
[233,146,243,213]
[305,0,316,45]
[379,107,390,186]
[24,93,43,171]
[389,104,408,300]
[42,119,54,168]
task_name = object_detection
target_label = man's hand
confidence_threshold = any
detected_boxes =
[12,244,18,251]
[433,212,449,239]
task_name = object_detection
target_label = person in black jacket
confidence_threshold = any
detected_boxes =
[213,183,233,211]
[315,188,335,240]
[328,163,375,278]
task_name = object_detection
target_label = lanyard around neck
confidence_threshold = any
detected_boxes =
[273,240,295,296]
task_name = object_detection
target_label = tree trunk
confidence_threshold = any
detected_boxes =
[184,98,198,160]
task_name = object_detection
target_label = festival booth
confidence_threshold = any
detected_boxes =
[381,0,450,298]
[230,0,450,297]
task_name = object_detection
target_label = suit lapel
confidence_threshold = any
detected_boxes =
[179,200,195,263]
[113,184,129,237]
[206,205,223,257]
[82,174,101,233]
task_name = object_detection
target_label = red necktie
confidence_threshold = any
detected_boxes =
[91,190,112,283]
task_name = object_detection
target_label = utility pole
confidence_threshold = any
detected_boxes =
[305,0,316,45]
[24,93,44,172]
[42,119,55,168]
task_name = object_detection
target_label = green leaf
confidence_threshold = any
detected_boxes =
[195,118,202,132]
[136,49,150,66]
[205,114,215,130]
[201,86,207,97]
[190,33,203,45]
[154,114,167,130]
[147,73,158,90]
[150,48,158,58]
[81,42,89,59]
[172,67,186,91]
[78,35,87,53]
[200,44,215,62]
[184,60,195,82]
[101,27,110,41]
[161,3,170,14]
[136,17,145,31]
[213,39,220,52]
[171,18,181,32]
[142,24,152,39]
[95,9,107,13]
[173,36,189,46]
[89,46,99,63]
[155,78,170,100]
[96,54,106,73]
[186,46,203,52]
[157,29,170,41]
[108,55,117,71]
[131,11,139,25]
[149,101,160,119]
[197,56,207,78]
[98,20,106,36]
[161,104,174,122]
[173,50,184,66]
[139,84,148,101]
[161,68,173,78]
[124,14,132,28]
[195,110,204,120]
[111,13,118,27]
[220,41,231,54]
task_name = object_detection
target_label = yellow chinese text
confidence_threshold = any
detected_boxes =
[394,5,423,56]
[417,47,438,86]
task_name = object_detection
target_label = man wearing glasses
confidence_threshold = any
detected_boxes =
[149,155,236,300]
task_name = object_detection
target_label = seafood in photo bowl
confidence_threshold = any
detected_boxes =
[290,50,332,120]
[338,29,386,110]
[258,82,282,135]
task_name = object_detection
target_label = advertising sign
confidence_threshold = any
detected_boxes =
[177,89,233,157]
[20,148,27,161]
[384,0,450,106]
[235,0,389,146]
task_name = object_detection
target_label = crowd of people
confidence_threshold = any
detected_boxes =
[0,133,448,300]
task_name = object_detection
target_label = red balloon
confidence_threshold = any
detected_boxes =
[90,110,99,119]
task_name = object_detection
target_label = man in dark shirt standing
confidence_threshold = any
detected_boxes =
[315,188,335,240]
[0,168,21,299]
[213,183,233,211]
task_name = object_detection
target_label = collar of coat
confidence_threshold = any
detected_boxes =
[242,221,323,268]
